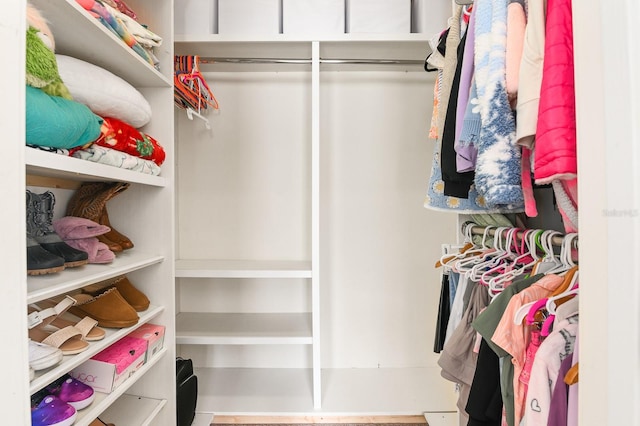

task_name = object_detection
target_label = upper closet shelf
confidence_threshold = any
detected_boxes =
[174,34,431,72]
[26,148,167,187]
[175,259,312,278]
[31,0,171,88]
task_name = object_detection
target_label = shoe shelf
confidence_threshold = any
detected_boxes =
[27,251,165,305]
[95,393,167,426]
[175,259,312,278]
[176,312,313,345]
[30,304,164,395]
[30,0,171,88]
[72,348,169,426]
[26,147,168,187]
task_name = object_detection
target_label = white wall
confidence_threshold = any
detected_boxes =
[320,71,456,368]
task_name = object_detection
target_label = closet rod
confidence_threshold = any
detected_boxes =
[463,222,578,248]
[199,57,425,65]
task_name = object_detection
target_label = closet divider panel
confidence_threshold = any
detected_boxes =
[2,1,29,423]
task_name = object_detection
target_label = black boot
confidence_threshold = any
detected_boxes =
[27,190,89,268]
[26,236,65,275]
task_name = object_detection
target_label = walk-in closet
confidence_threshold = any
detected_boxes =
[3,0,640,425]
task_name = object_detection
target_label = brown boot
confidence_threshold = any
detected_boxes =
[66,182,133,252]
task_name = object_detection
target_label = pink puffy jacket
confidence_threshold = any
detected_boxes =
[534,0,576,184]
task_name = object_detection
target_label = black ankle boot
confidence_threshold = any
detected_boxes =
[27,190,89,268]
[26,236,65,275]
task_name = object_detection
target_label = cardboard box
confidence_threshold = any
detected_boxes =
[127,323,166,363]
[346,0,411,34]
[411,0,451,34]
[218,0,281,35]
[174,0,218,34]
[282,0,345,35]
[69,336,147,393]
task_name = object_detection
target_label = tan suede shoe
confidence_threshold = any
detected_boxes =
[67,287,139,328]
[83,275,150,312]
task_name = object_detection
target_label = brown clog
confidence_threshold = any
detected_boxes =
[67,287,139,328]
[83,275,150,312]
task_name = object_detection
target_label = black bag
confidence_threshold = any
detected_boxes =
[176,357,198,426]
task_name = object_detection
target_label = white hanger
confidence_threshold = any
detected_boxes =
[186,107,211,130]
[453,225,497,273]
[512,232,578,325]
[480,227,521,291]
[531,230,564,274]
[486,228,539,291]
[467,227,514,282]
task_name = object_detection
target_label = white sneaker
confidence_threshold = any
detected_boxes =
[29,339,63,371]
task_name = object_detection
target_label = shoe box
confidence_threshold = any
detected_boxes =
[69,336,147,393]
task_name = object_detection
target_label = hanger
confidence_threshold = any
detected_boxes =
[479,228,521,288]
[435,222,476,268]
[185,107,211,130]
[485,229,539,293]
[530,230,564,275]
[467,227,518,282]
[539,284,579,336]
[564,362,579,385]
[516,233,578,326]
[453,225,498,273]
[174,55,219,127]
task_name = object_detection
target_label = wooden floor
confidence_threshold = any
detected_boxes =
[211,415,428,424]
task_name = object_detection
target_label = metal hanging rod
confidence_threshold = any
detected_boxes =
[198,57,425,65]
[462,222,579,249]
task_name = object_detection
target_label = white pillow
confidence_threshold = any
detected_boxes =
[56,54,152,128]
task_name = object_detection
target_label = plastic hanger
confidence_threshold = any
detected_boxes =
[467,227,518,282]
[453,225,498,273]
[185,107,211,129]
[530,230,564,274]
[539,284,579,336]
[485,229,539,293]
[435,222,477,268]
[518,233,578,326]
[480,228,520,286]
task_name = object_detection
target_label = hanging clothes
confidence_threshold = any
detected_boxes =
[533,0,576,184]
[472,0,524,209]
[473,273,545,426]
[454,4,479,173]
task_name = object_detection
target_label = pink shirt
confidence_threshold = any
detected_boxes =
[491,274,563,425]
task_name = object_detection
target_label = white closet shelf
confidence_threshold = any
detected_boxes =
[176,312,313,345]
[30,305,165,395]
[72,350,168,426]
[26,147,167,187]
[175,259,312,278]
[194,367,457,414]
[27,251,165,304]
[174,34,431,72]
[30,0,171,87]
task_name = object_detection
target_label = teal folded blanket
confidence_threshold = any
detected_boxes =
[26,85,103,149]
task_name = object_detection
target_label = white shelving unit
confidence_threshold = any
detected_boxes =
[2,0,176,423]
[174,33,457,415]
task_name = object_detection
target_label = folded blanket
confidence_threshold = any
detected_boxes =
[26,85,103,149]
[75,0,154,66]
[72,145,162,176]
